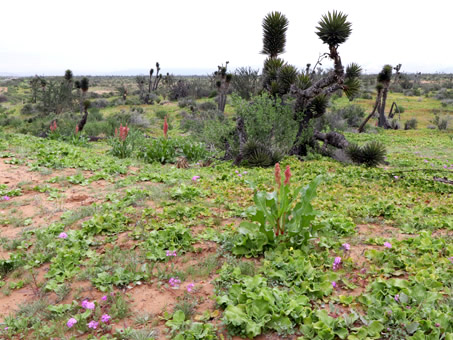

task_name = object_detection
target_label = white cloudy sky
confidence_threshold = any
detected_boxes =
[1,0,452,75]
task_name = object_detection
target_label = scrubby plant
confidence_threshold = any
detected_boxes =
[231,66,260,100]
[169,80,189,101]
[346,141,387,167]
[240,140,282,167]
[404,118,418,130]
[430,112,451,130]
[388,119,401,130]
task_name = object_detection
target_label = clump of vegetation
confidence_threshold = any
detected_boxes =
[346,141,387,167]
[404,118,418,130]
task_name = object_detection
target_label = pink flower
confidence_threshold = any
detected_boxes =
[275,163,281,189]
[333,257,342,271]
[187,283,195,292]
[101,314,111,323]
[67,318,77,328]
[342,243,350,251]
[238,174,242,177]
[58,232,68,239]
[169,277,181,288]
[243,171,248,174]
[101,295,107,301]
[81,300,95,310]
[87,320,98,329]
[235,170,239,174]
[163,116,168,138]
[394,294,399,302]
[192,176,200,182]
[284,165,291,185]
[394,175,399,179]
[1,196,10,201]
[384,242,392,249]
[166,250,177,257]
[332,281,337,288]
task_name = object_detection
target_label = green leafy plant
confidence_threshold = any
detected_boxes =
[232,164,322,256]
[346,141,387,167]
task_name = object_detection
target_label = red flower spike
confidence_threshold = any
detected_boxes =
[163,116,168,139]
[275,163,281,189]
[284,165,291,185]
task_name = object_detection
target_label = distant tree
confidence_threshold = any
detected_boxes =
[231,66,260,100]
[214,62,232,113]
[232,10,362,161]
[358,64,402,132]
[117,83,128,101]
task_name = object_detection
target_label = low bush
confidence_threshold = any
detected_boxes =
[404,118,418,130]
[346,141,387,167]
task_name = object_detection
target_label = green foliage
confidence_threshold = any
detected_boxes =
[346,141,387,167]
[138,137,179,164]
[316,11,352,47]
[232,174,322,256]
[141,224,194,261]
[377,65,393,83]
[261,12,289,58]
[234,93,297,156]
[165,310,217,339]
[404,118,418,130]
[240,140,282,167]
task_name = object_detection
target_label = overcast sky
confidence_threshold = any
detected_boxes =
[1,0,452,76]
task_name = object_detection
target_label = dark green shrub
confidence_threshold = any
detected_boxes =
[240,140,282,167]
[198,101,217,111]
[21,103,38,115]
[91,99,109,108]
[138,137,179,164]
[346,141,386,167]
[169,80,189,101]
[178,98,196,109]
[389,119,401,130]
[404,118,417,130]
[180,140,209,162]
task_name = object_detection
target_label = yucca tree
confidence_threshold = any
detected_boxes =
[358,64,400,132]
[261,12,289,58]
[233,10,361,162]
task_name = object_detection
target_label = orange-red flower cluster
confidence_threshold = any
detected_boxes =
[284,165,291,185]
[50,121,57,132]
[115,124,129,141]
[275,163,281,189]
[163,116,168,139]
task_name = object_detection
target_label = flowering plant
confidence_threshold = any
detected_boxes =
[232,163,323,256]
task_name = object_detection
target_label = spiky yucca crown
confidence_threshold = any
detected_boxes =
[316,10,352,47]
[261,11,289,58]
[377,65,393,83]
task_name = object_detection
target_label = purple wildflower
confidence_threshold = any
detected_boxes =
[394,175,399,179]
[81,300,95,310]
[342,243,350,251]
[1,196,10,201]
[332,281,337,288]
[67,318,77,328]
[58,232,68,239]
[166,250,177,257]
[87,320,98,329]
[101,295,107,301]
[333,257,342,271]
[187,283,195,292]
[169,277,181,288]
[394,294,399,302]
[191,176,200,182]
[101,314,111,323]
[238,174,242,177]
[384,242,392,249]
